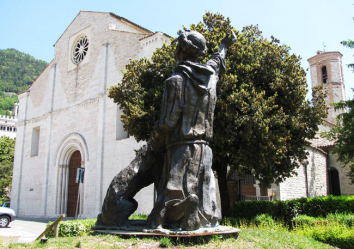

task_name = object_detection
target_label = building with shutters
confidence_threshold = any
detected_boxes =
[0,108,18,140]
[11,11,170,218]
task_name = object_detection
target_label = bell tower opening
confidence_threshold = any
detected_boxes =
[321,66,328,83]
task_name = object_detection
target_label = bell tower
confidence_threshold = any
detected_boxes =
[308,51,346,124]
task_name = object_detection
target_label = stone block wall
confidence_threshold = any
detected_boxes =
[277,147,327,200]
[328,148,354,196]
[12,11,169,218]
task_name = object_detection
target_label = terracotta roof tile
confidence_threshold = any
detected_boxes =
[308,134,335,148]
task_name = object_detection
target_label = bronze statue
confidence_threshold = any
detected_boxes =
[95,30,236,231]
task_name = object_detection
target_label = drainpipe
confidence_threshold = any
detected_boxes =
[326,148,331,195]
[304,160,309,198]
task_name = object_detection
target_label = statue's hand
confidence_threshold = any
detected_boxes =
[221,31,237,48]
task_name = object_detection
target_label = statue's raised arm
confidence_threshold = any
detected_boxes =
[219,31,237,59]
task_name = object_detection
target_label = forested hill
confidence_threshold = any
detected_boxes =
[0,48,48,115]
[0,48,48,93]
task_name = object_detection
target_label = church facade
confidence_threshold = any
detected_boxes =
[11,11,170,218]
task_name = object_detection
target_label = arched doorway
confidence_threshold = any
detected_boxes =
[329,168,341,196]
[67,151,81,217]
[55,133,88,217]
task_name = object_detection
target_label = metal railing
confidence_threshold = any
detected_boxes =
[243,195,273,201]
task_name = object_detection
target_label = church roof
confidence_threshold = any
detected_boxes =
[140,31,172,41]
[109,12,153,34]
[54,11,155,46]
[309,134,335,148]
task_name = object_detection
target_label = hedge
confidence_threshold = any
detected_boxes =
[230,195,354,224]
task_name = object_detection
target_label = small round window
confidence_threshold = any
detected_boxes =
[72,36,89,64]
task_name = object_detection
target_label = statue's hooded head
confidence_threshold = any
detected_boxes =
[176,30,207,62]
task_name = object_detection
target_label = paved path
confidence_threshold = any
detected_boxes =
[0,218,51,245]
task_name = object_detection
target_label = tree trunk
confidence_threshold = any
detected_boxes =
[213,159,230,218]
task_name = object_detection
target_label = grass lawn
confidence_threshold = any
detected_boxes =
[6,228,335,248]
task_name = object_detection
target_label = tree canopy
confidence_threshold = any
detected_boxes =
[0,136,15,199]
[0,92,18,116]
[108,12,327,214]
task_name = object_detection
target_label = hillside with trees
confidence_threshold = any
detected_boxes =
[0,48,48,115]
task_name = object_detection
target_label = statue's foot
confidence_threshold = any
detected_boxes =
[182,194,200,231]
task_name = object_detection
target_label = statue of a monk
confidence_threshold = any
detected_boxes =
[148,30,236,230]
[95,30,236,231]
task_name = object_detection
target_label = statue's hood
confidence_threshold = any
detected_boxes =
[173,61,214,94]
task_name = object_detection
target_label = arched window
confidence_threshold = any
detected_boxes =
[322,66,328,83]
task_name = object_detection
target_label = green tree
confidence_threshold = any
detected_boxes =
[108,12,327,216]
[0,136,15,199]
[0,92,18,116]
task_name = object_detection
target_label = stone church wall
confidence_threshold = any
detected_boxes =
[12,11,167,218]
[277,147,327,200]
[328,148,354,196]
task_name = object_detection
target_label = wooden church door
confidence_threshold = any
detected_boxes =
[67,151,81,217]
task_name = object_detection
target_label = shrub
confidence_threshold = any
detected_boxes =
[231,195,354,224]
[327,212,354,228]
[46,218,96,238]
[293,219,354,249]
[292,215,318,227]
[254,214,275,227]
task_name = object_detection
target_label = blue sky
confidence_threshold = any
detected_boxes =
[1,0,353,100]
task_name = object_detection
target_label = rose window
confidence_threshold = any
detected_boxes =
[72,36,89,64]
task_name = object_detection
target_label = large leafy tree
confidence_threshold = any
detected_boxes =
[109,13,327,216]
[0,136,15,199]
